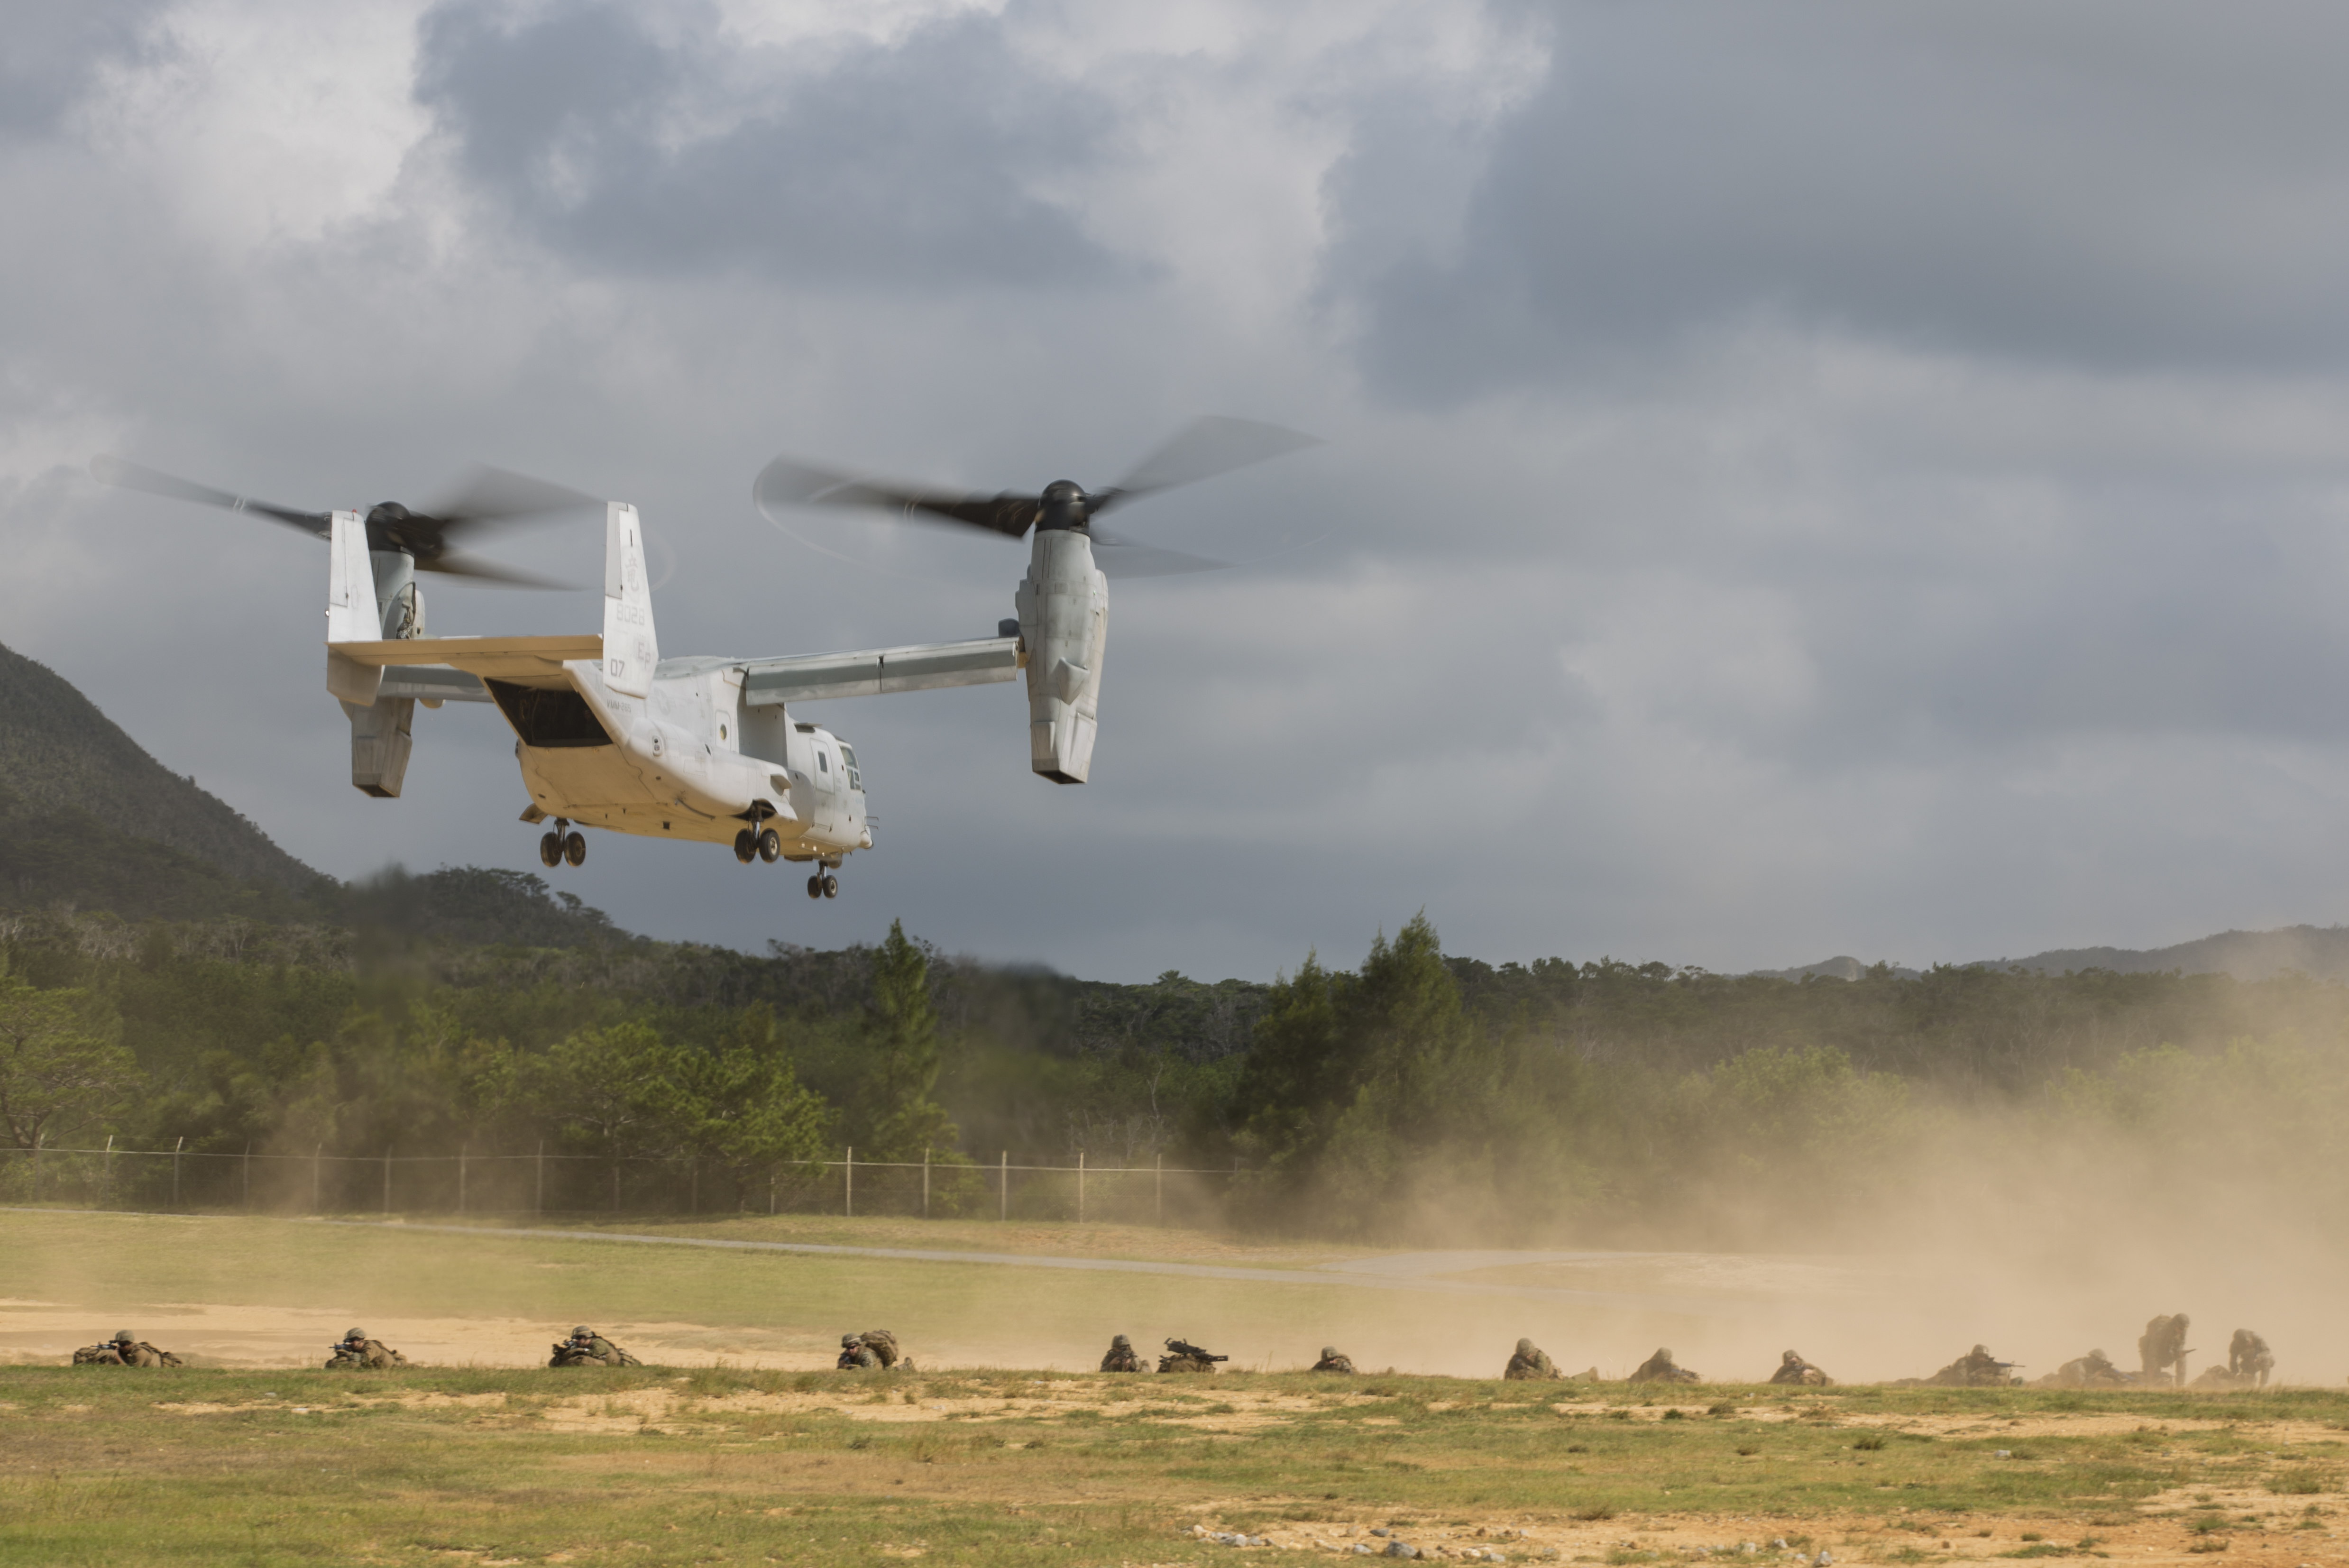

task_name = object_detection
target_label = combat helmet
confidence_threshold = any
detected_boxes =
[346,1327,367,1341]
[1653,1348,1672,1360]
[1111,1334,1131,1349]
[1322,1346,1340,1361]
[114,1330,135,1345]
[1515,1338,1534,1355]
[1971,1344,1989,1357]
[842,1333,860,1348]
[1781,1350,1801,1363]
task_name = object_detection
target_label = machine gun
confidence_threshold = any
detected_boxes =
[1165,1338,1227,1364]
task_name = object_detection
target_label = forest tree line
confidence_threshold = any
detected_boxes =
[5,887,2348,1246]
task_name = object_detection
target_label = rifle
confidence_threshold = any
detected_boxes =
[1165,1338,1228,1364]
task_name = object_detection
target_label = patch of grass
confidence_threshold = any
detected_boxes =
[1854,1436,1887,1451]
[2270,1468,2326,1494]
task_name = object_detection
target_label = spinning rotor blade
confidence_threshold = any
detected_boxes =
[425,552,574,588]
[1088,526,1228,578]
[754,457,1039,539]
[1092,416,1322,513]
[421,465,605,543]
[91,455,330,537]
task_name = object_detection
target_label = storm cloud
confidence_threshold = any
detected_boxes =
[7,0,2349,982]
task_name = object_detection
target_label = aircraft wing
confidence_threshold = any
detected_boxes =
[740,636,1021,705]
[329,634,603,690]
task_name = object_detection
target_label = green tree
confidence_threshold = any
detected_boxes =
[862,921,956,1160]
[0,957,139,1149]
[528,1020,679,1159]
[658,1005,834,1203]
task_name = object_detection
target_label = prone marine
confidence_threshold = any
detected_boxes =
[1100,1334,1147,1373]
[550,1326,641,1367]
[1769,1349,1831,1386]
[1310,1346,1357,1374]
[1504,1338,1561,1380]
[73,1330,181,1367]
[325,1327,408,1370]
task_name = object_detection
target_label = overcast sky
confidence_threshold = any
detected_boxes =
[9,0,2349,982]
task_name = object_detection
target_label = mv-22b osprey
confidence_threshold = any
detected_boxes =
[93,419,1314,899]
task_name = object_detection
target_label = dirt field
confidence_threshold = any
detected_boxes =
[5,1364,2345,1567]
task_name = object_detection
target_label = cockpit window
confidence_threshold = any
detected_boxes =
[840,745,862,791]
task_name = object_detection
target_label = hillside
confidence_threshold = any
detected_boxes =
[0,639,631,947]
[1970,924,2349,982]
[0,639,322,893]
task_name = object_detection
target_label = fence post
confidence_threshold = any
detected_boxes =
[1000,1151,1008,1222]
[104,1134,114,1209]
[172,1136,184,1210]
[312,1145,322,1213]
[458,1143,468,1216]
[768,1169,776,1216]
[689,1160,698,1216]
[535,1140,544,1217]
[1155,1153,1163,1226]
[242,1142,251,1212]
[1077,1151,1085,1225]
[29,1138,38,1203]
[922,1149,931,1220]
[844,1148,853,1218]
[612,1160,621,1215]
[382,1147,393,1215]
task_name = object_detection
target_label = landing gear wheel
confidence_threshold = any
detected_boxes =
[733,829,756,864]
[562,831,587,867]
[757,828,782,863]
[821,873,839,899]
[538,833,562,869]
[806,874,823,900]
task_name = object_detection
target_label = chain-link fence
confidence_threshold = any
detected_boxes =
[0,1143,1239,1227]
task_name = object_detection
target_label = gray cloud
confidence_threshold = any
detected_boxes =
[1340,2,2349,398]
[415,0,1123,286]
[0,0,170,136]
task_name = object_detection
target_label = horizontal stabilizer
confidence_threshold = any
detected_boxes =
[379,665,492,703]
[742,636,1020,705]
[328,634,602,684]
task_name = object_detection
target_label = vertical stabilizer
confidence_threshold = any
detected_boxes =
[602,501,657,697]
[325,509,383,707]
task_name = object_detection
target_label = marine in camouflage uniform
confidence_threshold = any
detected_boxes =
[325,1327,409,1370]
[1924,1344,2019,1387]
[2138,1314,2190,1386]
[1629,1347,1702,1385]
[73,1329,181,1367]
[2229,1329,2274,1388]
[1503,1338,1560,1380]
[550,1326,641,1367]
[836,1330,909,1371]
[1158,1339,1223,1374]
[2039,1349,2133,1389]
[1767,1349,1831,1386]
[1311,1346,1356,1374]
[1100,1334,1147,1373]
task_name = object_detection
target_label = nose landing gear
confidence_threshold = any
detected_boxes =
[539,819,587,868]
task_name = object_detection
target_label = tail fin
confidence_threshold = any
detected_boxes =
[602,501,657,697]
[325,509,383,706]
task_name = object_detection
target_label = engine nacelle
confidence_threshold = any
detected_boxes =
[1016,526,1107,783]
